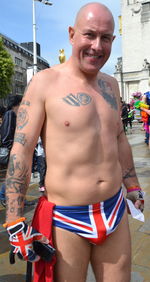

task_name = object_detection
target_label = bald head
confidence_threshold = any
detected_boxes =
[74,2,115,31]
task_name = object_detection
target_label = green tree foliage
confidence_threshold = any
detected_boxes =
[0,37,14,98]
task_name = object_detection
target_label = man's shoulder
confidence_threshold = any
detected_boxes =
[37,65,60,77]
[98,72,119,88]
[98,71,116,82]
[34,64,63,84]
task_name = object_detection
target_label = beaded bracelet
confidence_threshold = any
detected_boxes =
[127,186,142,193]
[3,217,26,228]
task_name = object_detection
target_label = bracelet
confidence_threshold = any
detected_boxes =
[127,186,142,193]
[3,217,26,228]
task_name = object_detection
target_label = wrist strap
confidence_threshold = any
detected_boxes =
[3,217,26,229]
[127,186,142,193]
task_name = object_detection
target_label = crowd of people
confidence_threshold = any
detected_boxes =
[120,89,150,148]
[120,99,134,134]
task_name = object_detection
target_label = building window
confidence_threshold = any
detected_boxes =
[142,2,150,12]
[15,85,24,95]
[141,2,150,22]
[15,57,22,67]
[127,0,137,4]
[26,62,32,68]
[15,71,23,82]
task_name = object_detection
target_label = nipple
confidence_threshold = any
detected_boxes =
[64,121,70,127]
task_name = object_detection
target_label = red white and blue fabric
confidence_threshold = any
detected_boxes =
[53,188,125,245]
[7,221,43,262]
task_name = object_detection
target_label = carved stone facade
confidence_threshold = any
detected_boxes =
[114,0,150,102]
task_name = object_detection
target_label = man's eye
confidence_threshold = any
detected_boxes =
[102,36,112,42]
[84,33,94,38]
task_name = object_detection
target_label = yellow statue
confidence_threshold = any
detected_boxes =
[59,49,66,64]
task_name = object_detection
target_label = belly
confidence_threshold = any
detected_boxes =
[44,106,120,204]
[45,160,122,205]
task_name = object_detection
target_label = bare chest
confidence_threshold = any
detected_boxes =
[45,83,119,134]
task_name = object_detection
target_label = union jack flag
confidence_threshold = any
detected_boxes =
[8,221,42,262]
[53,188,125,244]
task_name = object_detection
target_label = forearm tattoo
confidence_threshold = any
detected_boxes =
[16,107,29,130]
[6,154,30,218]
[63,93,92,106]
[14,132,27,145]
[20,100,30,106]
[98,79,118,110]
[123,167,136,179]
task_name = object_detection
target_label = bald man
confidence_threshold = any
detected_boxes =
[4,2,144,281]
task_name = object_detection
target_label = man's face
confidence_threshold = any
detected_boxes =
[69,10,115,75]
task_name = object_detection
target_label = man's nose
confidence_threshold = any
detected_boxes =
[92,37,102,50]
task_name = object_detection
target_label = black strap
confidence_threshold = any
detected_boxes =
[26,261,32,282]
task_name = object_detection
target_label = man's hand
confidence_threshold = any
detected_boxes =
[126,187,144,212]
[4,217,49,263]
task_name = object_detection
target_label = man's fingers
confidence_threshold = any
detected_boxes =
[135,200,144,212]
[39,235,49,244]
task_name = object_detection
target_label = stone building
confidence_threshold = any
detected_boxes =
[0,33,50,99]
[114,0,150,102]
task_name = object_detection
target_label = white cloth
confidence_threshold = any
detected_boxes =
[36,137,45,157]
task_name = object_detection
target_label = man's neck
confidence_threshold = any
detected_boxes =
[67,57,100,84]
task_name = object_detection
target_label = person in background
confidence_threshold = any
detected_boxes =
[140,106,150,149]
[0,106,6,126]
[3,3,144,281]
[0,95,22,207]
[127,103,134,134]
[142,88,150,146]
[36,136,46,194]
[121,101,128,133]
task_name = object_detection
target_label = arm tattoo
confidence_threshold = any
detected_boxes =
[16,107,29,130]
[6,154,29,195]
[98,79,118,110]
[123,167,136,179]
[20,100,30,106]
[6,154,30,217]
[14,132,27,145]
[5,195,24,217]
[63,93,92,106]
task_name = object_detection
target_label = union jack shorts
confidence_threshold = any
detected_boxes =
[53,188,126,245]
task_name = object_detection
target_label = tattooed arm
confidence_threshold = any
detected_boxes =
[5,72,47,223]
[117,128,145,211]
[117,126,140,188]
[5,153,31,222]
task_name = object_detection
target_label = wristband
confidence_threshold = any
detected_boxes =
[3,217,26,229]
[127,186,142,193]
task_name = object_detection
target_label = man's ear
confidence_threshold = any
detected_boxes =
[68,26,75,45]
[112,35,116,42]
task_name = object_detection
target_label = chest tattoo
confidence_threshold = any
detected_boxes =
[63,93,92,106]
[98,79,118,110]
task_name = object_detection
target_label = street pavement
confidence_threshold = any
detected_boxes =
[0,122,150,282]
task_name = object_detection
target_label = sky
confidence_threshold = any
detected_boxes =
[0,0,122,75]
